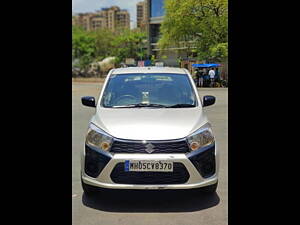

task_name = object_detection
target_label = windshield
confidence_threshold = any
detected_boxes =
[101,73,197,108]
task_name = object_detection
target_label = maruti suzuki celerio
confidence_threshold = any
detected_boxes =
[81,67,218,195]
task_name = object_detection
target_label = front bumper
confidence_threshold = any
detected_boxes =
[81,143,219,190]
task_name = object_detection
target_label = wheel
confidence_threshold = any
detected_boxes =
[200,181,218,194]
[221,80,227,87]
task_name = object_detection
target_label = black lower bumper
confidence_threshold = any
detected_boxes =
[84,145,112,178]
[187,144,216,178]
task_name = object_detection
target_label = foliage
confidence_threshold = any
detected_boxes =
[158,0,228,61]
[72,26,147,70]
[93,28,116,61]
[111,29,147,64]
[150,55,156,65]
[72,26,96,70]
[208,42,228,62]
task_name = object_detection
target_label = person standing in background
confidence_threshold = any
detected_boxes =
[199,69,204,87]
[209,67,216,87]
[195,69,201,87]
[202,68,208,86]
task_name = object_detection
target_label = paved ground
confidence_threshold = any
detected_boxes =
[72,82,228,225]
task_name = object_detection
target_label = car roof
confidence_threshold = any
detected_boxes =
[111,66,187,75]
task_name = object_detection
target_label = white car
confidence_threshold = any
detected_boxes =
[81,67,218,195]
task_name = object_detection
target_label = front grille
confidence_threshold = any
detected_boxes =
[110,162,190,184]
[110,139,190,154]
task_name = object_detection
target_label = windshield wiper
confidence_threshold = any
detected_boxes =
[112,103,196,108]
[166,103,196,108]
[112,103,168,108]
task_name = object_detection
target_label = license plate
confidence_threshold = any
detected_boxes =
[124,160,173,172]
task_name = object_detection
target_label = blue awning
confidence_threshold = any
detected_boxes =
[192,63,221,68]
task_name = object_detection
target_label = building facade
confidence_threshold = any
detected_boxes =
[145,0,199,67]
[73,6,130,32]
[73,13,94,31]
[146,0,184,66]
[136,1,147,31]
[146,0,164,48]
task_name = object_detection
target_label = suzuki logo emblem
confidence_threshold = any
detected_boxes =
[145,143,155,153]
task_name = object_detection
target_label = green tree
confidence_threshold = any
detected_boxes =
[208,42,228,62]
[158,0,228,61]
[72,26,147,72]
[93,28,115,61]
[111,29,147,65]
[72,26,96,70]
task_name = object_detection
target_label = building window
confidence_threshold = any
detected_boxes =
[150,24,161,43]
[150,0,165,18]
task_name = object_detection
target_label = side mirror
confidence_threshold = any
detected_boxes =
[81,96,96,108]
[203,95,216,107]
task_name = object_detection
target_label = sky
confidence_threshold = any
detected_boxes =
[72,0,143,28]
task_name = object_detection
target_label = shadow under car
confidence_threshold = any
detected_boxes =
[82,188,220,213]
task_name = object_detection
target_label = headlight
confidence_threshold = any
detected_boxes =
[187,123,215,151]
[86,123,113,151]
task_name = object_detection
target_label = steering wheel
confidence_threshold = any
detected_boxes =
[115,95,138,105]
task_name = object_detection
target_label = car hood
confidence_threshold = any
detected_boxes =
[90,107,208,140]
